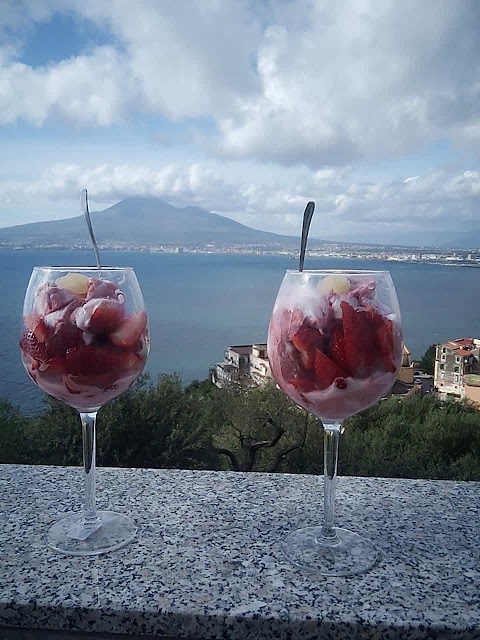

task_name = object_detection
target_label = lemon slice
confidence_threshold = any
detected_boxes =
[319,274,351,295]
[56,273,90,295]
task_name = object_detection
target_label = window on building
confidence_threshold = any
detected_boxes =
[454,374,459,382]
[440,363,445,370]
[442,347,446,353]
[454,366,460,373]
[455,356,461,364]
[441,354,446,362]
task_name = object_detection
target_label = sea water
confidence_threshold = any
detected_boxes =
[3,249,479,413]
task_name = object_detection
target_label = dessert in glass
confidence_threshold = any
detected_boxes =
[19,266,149,555]
[268,270,403,575]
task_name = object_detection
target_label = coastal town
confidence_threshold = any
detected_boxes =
[210,337,480,408]
[5,239,480,268]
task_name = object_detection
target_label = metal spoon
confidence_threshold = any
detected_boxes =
[298,201,315,272]
[80,189,102,269]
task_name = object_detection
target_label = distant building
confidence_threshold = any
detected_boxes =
[398,345,414,384]
[388,345,429,399]
[434,338,480,397]
[390,379,422,400]
[412,372,434,395]
[210,344,271,388]
[463,374,480,407]
[211,341,418,397]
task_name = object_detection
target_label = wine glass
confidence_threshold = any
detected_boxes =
[267,270,403,576]
[19,266,149,556]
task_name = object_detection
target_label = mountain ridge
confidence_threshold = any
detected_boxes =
[0,197,303,248]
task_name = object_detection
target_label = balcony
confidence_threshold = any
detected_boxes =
[1,465,479,639]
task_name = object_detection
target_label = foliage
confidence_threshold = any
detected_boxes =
[0,400,31,464]
[418,343,437,375]
[1,378,480,480]
[204,381,323,473]
[340,394,480,480]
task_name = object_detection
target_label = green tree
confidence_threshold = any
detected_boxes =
[340,395,480,480]
[418,343,438,374]
[208,381,323,473]
[2,377,480,481]
[0,400,31,464]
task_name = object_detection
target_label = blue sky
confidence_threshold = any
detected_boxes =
[1,0,480,246]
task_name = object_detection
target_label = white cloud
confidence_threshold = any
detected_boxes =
[219,1,480,166]
[1,1,480,167]
[1,162,480,245]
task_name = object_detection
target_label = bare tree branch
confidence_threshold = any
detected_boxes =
[215,447,241,471]
[266,411,310,472]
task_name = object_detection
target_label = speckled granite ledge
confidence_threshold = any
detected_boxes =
[0,465,479,640]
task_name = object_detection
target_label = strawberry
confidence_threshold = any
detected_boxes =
[289,377,319,393]
[87,299,126,333]
[314,348,348,390]
[287,308,305,339]
[334,377,347,389]
[291,322,322,352]
[19,330,50,363]
[47,285,79,312]
[328,323,348,371]
[108,311,148,348]
[65,345,139,376]
[86,278,121,301]
[299,349,315,371]
[340,301,378,378]
[290,321,322,373]
[48,322,83,358]
[375,317,397,373]
[24,314,50,343]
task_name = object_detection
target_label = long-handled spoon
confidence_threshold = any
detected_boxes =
[298,201,315,272]
[80,189,102,270]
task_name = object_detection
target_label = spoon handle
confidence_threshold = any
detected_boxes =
[81,189,102,270]
[299,201,315,272]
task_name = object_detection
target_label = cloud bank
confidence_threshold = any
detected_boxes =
[1,1,480,167]
[2,162,479,245]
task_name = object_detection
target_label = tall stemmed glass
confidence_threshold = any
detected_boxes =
[267,269,403,575]
[19,266,149,555]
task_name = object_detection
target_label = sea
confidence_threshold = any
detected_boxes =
[2,248,480,415]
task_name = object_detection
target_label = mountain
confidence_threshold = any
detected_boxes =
[0,197,301,248]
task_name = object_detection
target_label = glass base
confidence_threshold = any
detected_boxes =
[47,510,137,556]
[281,526,380,576]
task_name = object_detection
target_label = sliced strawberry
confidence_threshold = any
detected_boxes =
[39,357,66,376]
[291,322,322,352]
[299,349,315,371]
[19,330,50,363]
[375,317,397,373]
[48,322,84,358]
[287,308,305,339]
[278,340,300,381]
[36,284,79,315]
[86,278,121,301]
[314,348,348,390]
[87,299,126,333]
[328,323,348,371]
[24,313,50,343]
[65,345,139,376]
[108,311,148,348]
[289,377,319,393]
[340,301,378,378]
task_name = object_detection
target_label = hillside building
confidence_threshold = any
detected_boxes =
[211,341,421,400]
[434,338,480,397]
[210,344,271,387]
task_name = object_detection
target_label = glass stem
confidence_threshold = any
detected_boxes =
[80,411,100,529]
[321,422,342,539]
